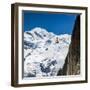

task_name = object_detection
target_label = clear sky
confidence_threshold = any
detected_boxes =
[23,11,78,35]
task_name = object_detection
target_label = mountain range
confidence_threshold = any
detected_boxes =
[24,27,71,77]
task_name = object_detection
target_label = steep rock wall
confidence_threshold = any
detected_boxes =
[57,15,80,75]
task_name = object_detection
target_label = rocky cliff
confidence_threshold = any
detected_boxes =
[57,15,80,75]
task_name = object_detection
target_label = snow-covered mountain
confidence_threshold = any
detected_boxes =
[24,27,71,77]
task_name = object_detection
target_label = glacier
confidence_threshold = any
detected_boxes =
[24,27,71,77]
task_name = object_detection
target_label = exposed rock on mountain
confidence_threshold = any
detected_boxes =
[57,15,80,75]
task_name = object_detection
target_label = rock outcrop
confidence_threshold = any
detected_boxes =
[57,15,80,75]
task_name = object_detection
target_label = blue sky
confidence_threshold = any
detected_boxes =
[23,11,78,35]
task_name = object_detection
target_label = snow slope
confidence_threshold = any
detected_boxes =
[24,27,71,77]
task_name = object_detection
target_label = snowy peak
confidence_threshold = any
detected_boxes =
[24,27,50,40]
[31,27,49,34]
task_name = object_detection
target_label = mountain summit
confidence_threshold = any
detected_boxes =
[24,27,71,77]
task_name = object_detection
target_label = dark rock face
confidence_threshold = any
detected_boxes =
[57,15,80,75]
